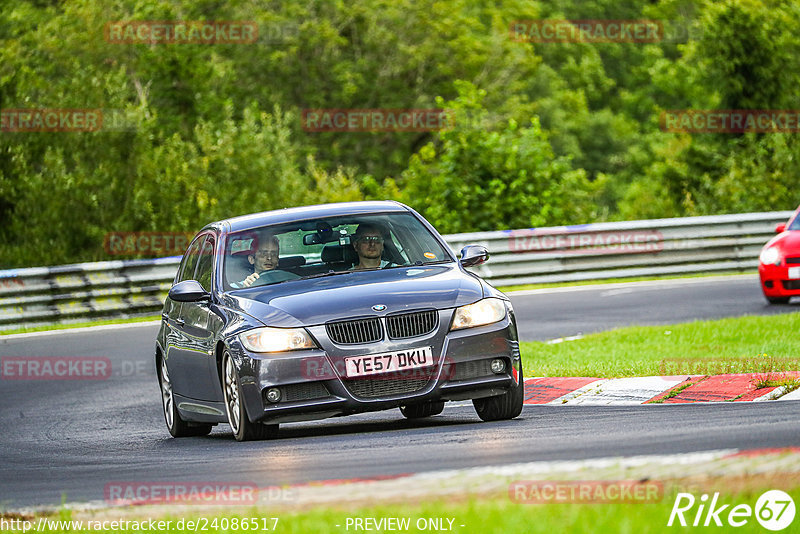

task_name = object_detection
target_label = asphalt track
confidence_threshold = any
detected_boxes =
[510,274,799,341]
[1,275,798,509]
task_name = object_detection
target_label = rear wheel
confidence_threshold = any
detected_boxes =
[400,401,445,419]
[223,350,277,441]
[158,356,212,437]
[766,296,791,304]
[473,366,524,422]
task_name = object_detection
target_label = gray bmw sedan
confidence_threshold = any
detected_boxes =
[156,201,523,441]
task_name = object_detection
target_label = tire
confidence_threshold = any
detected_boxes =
[473,366,524,422]
[222,350,278,441]
[400,401,445,419]
[158,356,212,437]
[766,296,791,304]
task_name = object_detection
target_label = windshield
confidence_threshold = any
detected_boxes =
[789,213,800,231]
[222,212,452,290]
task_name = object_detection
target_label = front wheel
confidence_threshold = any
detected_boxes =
[158,356,212,437]
[473,366,524,422]
[400,401,445,419]
[766,295,791,304]
[223,350,277,441]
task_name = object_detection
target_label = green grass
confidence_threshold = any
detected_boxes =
[751,375,800,392]
[0,315,160,336]
[12,483,800,533]
[497,270,754,293]
[647,381,697,404]
[520,312,800,378]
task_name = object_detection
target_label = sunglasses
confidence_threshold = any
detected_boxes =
[358,236,384,244]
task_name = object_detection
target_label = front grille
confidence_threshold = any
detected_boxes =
[342,374,430,399]
[451,359,495,380]
[786,257,800,265]
[278,382,329,402]
[386,310,438,339]
[782,280,800,290]
[326,317,383,344]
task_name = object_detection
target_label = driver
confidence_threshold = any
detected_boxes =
[350,224,392,270]
[232,234,298,288]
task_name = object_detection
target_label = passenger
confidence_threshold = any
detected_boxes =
[232,234,298,288]
[350,224,391,270]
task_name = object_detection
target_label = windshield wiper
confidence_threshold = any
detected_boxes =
[380,260,450,269]
[298,270,353,280]
[418,260,451,266]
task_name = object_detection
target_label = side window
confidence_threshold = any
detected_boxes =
[176,236,204,283]
[194,236,215,292]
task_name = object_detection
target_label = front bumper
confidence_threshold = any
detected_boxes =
[759,263,800,298]
[231,312,521,424]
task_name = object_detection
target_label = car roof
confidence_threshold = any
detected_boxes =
[209,201,412,233]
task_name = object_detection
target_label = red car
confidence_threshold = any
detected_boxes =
[759,205,800,304]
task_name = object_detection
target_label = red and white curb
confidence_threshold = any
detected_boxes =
[523,373,800,405]
[45,447,800,514]
[252,447,800,507]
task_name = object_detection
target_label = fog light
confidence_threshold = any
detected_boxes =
[266,388,281,403]
[490,359,506,374]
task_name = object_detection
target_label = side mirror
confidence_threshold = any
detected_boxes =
[168,280,210,303]
[459,245,489,267]
[776,223,787,233]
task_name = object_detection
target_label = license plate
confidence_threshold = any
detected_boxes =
[789,267,800,279]
[345,346,433,378]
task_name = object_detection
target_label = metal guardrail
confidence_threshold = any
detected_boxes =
[0,257,180,331]
[448,211,793,286]
[0,211,792,331]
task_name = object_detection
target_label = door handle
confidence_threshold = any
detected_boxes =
[175,318,185,327]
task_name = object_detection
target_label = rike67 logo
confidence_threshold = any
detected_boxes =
[668,490,795,531]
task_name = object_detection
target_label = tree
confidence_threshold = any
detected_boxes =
[398,83,598,233]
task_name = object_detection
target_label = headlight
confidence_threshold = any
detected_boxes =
[759,246,781,266]
[451,298,507,331]
[238,327,317,353]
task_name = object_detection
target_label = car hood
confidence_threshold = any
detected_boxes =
[765,230,800,253]
[224,265,486,327]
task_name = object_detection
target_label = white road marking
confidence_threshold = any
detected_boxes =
[600,288,634,297]
[545,334,584,344]
[508,274,757,296]
[547,379,608,404]
[776,387,800,401]
[564,376,690,405]
[753,387,788,401]
[0,320,160,340]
